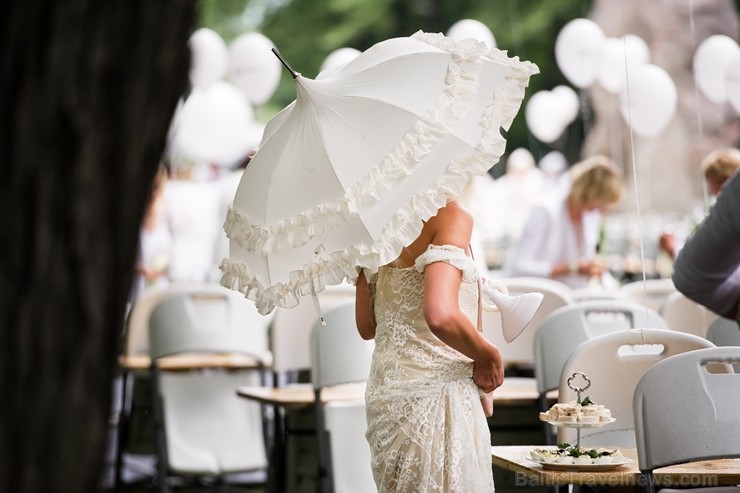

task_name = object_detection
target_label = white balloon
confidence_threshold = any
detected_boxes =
[551,85,580,125]
[320,47,361,73]
[228,32,283,106]
[555,18,606,88]
[726,52,740,113]
[624,34,651,65]
[597,35,651,94]
[507,148,535,172]
[188,28,229,90]
[174,81,257,166]
[447,19,496,49]
[619,64,677,138]
[539,151,568,176]
[694,34,740,104]
[526,90,567,143]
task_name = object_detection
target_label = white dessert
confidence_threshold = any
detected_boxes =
[530,445,624,466]
[540,397,612,424]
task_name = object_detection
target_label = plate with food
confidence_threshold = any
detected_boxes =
[529,444,631,471]
[539,396,615,427]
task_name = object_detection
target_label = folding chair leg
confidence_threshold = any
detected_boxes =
[538,393,555,445]
[151,367,171,493]
[113,370,133,493]
[313,390,333,493]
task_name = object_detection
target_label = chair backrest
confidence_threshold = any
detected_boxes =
[557,329,715,447]
[659,290,719,338]
[482,276,575,366]
[633,346,740,472]
[706,316,740,347]
[324,400,376,493]
[271,284,356,374]
[620,278,676,312]
[535,299,668,394]
[149,285,271,360]
[706,317,740,372]
[310,300,374,389]
[124,281,203,356]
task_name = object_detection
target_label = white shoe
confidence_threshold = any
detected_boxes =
[481,279,544,343]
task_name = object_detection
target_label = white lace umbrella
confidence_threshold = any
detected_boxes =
[220,31,538,314]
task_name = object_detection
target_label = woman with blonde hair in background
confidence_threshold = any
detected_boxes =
[503,155,623,289]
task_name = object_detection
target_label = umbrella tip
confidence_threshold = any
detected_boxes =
[271,47,299,79]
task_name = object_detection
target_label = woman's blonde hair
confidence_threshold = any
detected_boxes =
[568,155,623,207]
[701,148,740,187]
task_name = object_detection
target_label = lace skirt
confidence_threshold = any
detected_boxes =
[365,376,495,493]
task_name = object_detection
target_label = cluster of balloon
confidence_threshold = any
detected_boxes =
[525,85,580,144]
[597,35,650,94]
[555,18,677,139]
[693,34,740,113]
[170,28,281,167]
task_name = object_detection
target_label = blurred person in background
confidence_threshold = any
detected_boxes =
[130,164,173,304]
[503,155,623,289]
[660,148,740,259]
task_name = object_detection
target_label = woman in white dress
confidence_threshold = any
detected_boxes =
[503,155,623,289]
[131,165,172,303]
[355,199,504,492]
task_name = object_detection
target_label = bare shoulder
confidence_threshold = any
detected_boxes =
[426,201,473,247]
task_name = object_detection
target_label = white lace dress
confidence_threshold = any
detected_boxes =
[365,245,495,493]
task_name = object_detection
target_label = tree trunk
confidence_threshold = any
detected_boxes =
[0,1,195,492]
[584,0,740,214]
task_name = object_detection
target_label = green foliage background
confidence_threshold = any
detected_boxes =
[195,0,598,170]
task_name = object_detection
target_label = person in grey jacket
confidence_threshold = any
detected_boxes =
[673,170,740,326]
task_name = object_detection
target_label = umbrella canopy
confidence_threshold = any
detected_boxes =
[221,31,538,314]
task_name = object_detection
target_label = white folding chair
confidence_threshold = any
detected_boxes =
[271,283,356,385]
[115,281,207,490]
[534,299,668,443]
[620,278,676,312]
[268,285,356,492]
[633,346,740,493]
[660,290,719,338]
[324,401,375,493]
[310,301,374,493]
[556,329,715,447]
[482,276,574,369]
[148,286,273,492]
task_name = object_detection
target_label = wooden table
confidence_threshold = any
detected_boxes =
[236,376,554,409]
[119,353,264,371]
[492,445,740,487]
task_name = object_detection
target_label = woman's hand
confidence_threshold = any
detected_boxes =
[473,345,505,394]
[577,258,605,277]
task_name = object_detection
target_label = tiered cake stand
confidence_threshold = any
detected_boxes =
[544,372,615,449]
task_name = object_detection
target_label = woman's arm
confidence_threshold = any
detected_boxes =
[424,261,504,393]
[673,173,740,319]
[355,270,376,340]
[422,203,505,393]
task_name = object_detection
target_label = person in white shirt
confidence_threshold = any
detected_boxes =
[503,155,623,289]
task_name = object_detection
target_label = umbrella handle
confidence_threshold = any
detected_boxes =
[271,48,299,79]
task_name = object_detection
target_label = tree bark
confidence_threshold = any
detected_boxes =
[0,1,195,492]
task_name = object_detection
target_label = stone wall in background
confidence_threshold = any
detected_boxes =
[584,0,739,215]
